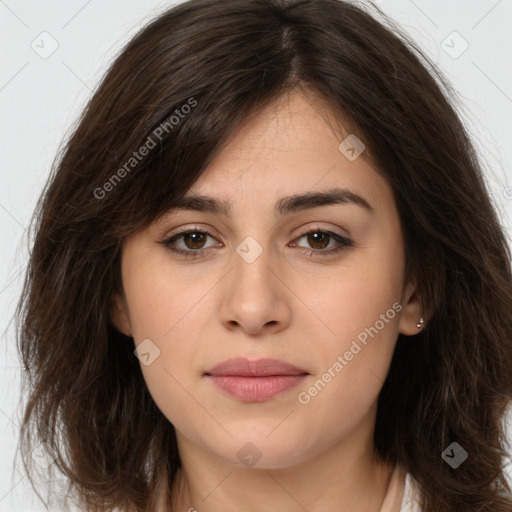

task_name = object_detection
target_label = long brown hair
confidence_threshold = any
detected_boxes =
[15,0,512,510]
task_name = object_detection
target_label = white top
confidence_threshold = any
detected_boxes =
[380,464,422,512]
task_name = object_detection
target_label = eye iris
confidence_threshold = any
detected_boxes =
[184,232,206,249]
[308,232,329,249]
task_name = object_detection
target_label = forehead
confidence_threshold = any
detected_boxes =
[183,90,391,215]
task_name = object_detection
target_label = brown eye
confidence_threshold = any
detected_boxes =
[292,229,353,257]
[160,229,220,259]
[182,232,208,249]
[305,231,331,250]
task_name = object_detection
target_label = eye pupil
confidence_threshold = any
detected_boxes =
[185,232,206,249]
[308,232,329,249]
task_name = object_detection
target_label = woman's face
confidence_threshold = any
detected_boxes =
[112,90,421,469]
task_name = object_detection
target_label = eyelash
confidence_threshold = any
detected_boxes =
[159,227,353,260]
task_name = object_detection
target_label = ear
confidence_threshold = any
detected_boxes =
[110,292,133,337]
[398,278,425,336]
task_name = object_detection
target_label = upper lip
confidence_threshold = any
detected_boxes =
[205,357,309,377]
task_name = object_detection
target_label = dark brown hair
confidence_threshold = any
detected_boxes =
[15,0,512,510]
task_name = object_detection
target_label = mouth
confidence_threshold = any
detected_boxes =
[204,357,309,402]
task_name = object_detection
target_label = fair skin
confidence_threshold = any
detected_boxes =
[112,89,423,512]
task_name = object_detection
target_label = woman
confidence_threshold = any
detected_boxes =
[16,0,512,510]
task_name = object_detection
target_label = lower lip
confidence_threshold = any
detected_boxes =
[206,374,308,402]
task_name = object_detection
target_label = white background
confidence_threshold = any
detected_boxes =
[1,0,511,510]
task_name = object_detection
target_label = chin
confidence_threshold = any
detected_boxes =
[214,434,313,470]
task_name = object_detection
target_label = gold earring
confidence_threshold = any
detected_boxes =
[416,317,424,329]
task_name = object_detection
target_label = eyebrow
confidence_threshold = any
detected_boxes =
[168,187,374,217]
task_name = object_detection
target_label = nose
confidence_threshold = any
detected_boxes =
[218,239,292,337]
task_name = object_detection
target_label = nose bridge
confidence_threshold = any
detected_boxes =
[218,233,290,335]
[232,233,275,300]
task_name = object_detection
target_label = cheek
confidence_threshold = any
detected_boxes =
[297,239,404,409]
[126,276,214,377]
[125,283,211,434]
[123,250,213,340]
[294,300,401,443]
[122,256,219,426]
[310,239,404,350]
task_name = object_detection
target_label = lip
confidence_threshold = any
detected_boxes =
[204,358,309,402]
[205,357,308,377]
